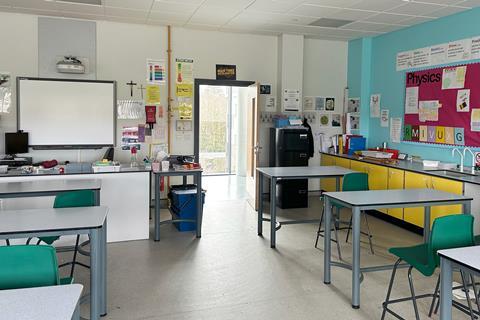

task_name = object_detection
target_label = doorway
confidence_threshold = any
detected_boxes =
[194,79,258,202]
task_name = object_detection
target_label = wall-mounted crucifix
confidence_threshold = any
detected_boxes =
[126,80,137,97]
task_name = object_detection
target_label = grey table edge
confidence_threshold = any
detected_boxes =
[257,166,353,248]
[153,170,203,241]
[0,210,107,320]
[322,191,472,309]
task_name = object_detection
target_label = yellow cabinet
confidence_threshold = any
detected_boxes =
[350,160,367,173]
[404,172,430,227]
[431,176,463,221]
[320,154,336,192]
[335,157,350,169]
[365,163,388,214]
[387,168,405,220]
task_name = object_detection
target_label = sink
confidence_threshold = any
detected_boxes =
[425,169,477,178]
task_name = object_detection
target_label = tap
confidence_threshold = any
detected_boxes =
[452,148,464,172]
[463,147,476,174]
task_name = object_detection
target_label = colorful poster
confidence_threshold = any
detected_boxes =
[446,39,471,62]
[412,47,431,68]
[146,85,161,105]
[405,87,419,114]
[471,37,480,60]
[471,109,480,132]
[435,126,445,143]
[347,98,360,113]
[315,97,326,111]
[418,101,439,122]
[325,97,335,111]
[390,118,402,143]
[396,51,413,71]
[303,97,314,111]
[178,102,193,120]
[176,84,193,97]
[456,89,470,112]
[147,59,166,84]
[380,109,389,127]
[370,94,380,118]
[175,58,193,84]
[442,66,466,90]
[430,44,447,65]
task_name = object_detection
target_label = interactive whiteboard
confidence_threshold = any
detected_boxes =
[18,78,116,149]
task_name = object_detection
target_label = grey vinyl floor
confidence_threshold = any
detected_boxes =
[70,175,470,320]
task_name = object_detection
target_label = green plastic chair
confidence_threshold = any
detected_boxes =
[27,190,95,278]
[381,214,475,320]
[0,245,72,290]
[315,172,374,258]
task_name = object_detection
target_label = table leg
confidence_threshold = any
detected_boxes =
[154,174,160,241]
[464,201,472,215]
[335,176,340,229]
[94,189,101,206]
[424,206,431,243]
[196,172,203,238]
[324,196,332,284]
[440,257,453,320]
[270,177,277,248]
[258,172,263,235]
[352,206,361,309]
[90,228,101,320]
[100,220,107,317]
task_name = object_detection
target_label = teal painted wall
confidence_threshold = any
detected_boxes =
[348,7,480,164]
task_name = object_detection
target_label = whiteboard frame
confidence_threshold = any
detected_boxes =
[17,77,117,150]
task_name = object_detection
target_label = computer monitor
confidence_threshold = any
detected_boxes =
[5,132,29,155]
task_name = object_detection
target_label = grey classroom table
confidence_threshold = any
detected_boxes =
[256,166,355,248]
[439,246,480,320]
[0,179,102,205]
[0,206,108,320]
[153,168,203,241]
[322,188,473,309]
[0,284,83,320]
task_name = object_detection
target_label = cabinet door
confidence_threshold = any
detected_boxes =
[431,176,463,223]
[365,163,388,214]
[387,168,405,220]
[350,160,366,173]
[335,157,350,169]
[404,172,431,227]
[320,155,336,192]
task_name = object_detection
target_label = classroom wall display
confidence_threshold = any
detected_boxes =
[147,59,166,84]
[403,62,480,147]
[396,35,480,71]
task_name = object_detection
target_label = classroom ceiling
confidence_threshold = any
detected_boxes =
[0,0,479,40]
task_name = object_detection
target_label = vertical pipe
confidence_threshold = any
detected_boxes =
[167,25,172,189]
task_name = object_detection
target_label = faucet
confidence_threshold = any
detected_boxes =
[463,147,476,174]
[452,148,464,172]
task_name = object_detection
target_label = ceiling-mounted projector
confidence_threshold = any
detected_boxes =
[56,56,85,74]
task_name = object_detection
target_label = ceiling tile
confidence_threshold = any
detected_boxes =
[105,6,149,19]
[188,5,241,26]
[428,5,471,18]
[147,18,184,26]
[202,0,253,10]
[303,0,363,8]
[104,0,153,11]
[387,2,446,16]
[148,10,190,21]
[151,1,197,14]
[364,12,413,24]
[104,15,147,24]
[289,4,341,17]
[418,0,461,4]
[326,8,377,20]
[397,15,433,26]
[57,2,105,15]
[455,0,480,7]
[342,21,404,32]
[350,0,403,12]
[246,0,302,14]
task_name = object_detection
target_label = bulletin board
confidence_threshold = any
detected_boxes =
[403,62,480,147]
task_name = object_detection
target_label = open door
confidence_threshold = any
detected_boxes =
[245,82,260,210]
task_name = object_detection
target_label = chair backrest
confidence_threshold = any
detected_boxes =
[342,172,369,192]
[54,190,95,209]
[429,214,474,267]
[0,245,60,290]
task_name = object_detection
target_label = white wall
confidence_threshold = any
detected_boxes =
[303,38,348,190]
[0,11,348,177]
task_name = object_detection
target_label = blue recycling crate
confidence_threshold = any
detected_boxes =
[169,185,205,232]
